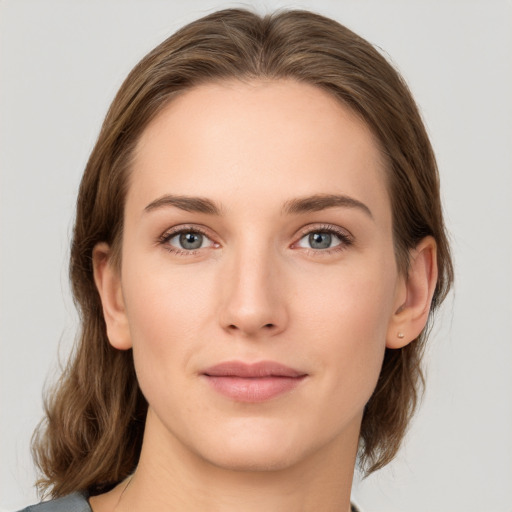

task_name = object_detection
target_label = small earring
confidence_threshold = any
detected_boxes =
[397,332,405,339]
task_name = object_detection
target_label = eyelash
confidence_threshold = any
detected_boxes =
[157,224,354,257]
[157,225,214,257]
[295,224,354,256]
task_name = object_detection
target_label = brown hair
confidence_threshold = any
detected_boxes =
[32,8,453,497]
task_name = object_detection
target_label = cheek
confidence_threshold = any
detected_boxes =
[122,246,214,338]
[120,257,215,402]
[294,261,396,402]
[296,258,395,337]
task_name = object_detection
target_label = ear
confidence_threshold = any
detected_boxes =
[92,242,132,350]
[386,236,438,349]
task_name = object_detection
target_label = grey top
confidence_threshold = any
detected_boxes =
[19,492,361,511]
[17,493,91,512]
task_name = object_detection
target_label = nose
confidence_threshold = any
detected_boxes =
[218,244,288,338]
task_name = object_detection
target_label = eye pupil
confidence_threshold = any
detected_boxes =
[179,232,203,250]
[309,232,332,249]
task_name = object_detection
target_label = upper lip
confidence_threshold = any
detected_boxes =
[202,360,306,378]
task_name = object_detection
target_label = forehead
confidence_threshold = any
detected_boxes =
[129,79,390,223]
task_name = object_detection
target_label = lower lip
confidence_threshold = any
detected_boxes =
[204,375,306,402]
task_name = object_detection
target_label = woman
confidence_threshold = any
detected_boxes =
[21,8,452,512]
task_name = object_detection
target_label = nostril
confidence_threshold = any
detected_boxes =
[227,323,275,331]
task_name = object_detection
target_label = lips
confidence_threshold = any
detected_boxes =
[202,361,307,402]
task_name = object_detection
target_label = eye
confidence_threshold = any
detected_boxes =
[294,225,353,253]
[173,232,207,250]
[159,227,217,254]
[299,232,339,250]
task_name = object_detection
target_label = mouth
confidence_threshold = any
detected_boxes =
[201,360,308,403]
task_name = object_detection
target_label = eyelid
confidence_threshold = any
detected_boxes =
[295,223,353,241]
[291,223,354,253]
[157,224,220,253]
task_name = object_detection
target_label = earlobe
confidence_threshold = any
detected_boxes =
[92,242,132,350]
[386,236,438,349]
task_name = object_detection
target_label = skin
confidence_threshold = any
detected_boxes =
[91,80,437,512]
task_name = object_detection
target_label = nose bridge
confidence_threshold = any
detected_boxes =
[219,234,286,337]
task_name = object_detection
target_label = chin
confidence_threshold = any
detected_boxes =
[189,419,320,473]
[201,442,303,473]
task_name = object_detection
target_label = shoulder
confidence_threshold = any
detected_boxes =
[17,493,91,512]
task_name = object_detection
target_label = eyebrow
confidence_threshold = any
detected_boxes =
[282,194,373,218]
[144,193,372,218]
[144,195,223,215]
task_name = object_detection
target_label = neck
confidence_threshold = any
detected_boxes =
[90,409,360,512]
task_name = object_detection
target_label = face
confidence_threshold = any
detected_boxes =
[104,80,405,473]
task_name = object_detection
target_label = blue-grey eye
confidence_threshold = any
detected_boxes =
[297,231,343,250]
[165,230,213,251]
[309,232,332,249]
[179,232,204,250]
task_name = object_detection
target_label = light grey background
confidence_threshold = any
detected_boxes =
[1,1,511,511]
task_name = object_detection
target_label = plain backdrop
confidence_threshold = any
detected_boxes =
[1,1,511,511]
